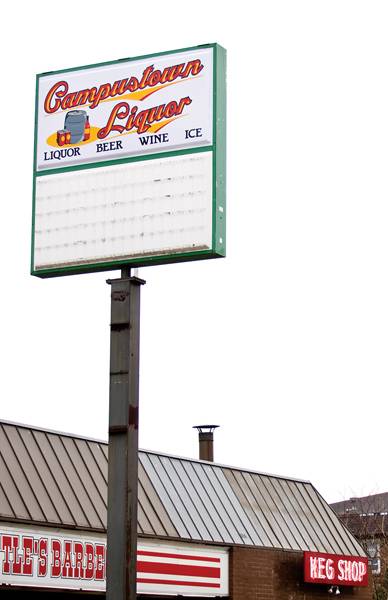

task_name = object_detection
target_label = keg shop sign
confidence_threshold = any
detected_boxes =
[32,44,226,277]
[304,552,368,587]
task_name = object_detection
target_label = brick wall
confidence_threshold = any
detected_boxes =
[230,546,373,600]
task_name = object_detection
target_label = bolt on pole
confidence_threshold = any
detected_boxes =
[106,268,145,600]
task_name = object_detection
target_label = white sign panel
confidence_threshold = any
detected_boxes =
[36,47,213,171]
[0,525,229,596]
[33,151,213,272]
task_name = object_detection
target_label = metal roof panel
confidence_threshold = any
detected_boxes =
[0,421,365,556]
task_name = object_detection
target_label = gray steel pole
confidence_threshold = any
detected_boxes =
[106,268,145,600]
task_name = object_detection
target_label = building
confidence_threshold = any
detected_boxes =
[331,494,388,599]
[0,420,372,599]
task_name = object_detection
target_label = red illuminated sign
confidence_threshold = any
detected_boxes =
[304,552,368,587]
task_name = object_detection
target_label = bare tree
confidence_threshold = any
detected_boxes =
[331,494,388,600]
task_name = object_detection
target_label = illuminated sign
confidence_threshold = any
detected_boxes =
[304,551,368,587]
[36,48,214,170]
[0,525,228,596]
[31,44,226,277]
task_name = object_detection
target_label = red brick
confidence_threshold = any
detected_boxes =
[230,546,373,600]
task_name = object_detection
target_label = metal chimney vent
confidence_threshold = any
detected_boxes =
[193,425,219,462]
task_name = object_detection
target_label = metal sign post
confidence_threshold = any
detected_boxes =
[31,42,226,600]
[106,268,145,600]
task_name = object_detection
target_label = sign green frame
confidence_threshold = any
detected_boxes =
[31,43,226,277]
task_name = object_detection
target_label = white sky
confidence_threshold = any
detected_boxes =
[1,0,387,505]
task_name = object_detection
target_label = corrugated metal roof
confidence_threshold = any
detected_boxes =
[0,420,364,555]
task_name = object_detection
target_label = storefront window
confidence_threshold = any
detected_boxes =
[366,539,381,575]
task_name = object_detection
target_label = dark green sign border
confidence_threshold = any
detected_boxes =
[31,43,226,278]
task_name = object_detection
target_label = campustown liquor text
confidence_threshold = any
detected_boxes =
[35,47,214,171]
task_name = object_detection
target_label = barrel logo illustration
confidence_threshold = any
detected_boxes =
[36,48,213,170]
[53,110,90,147]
